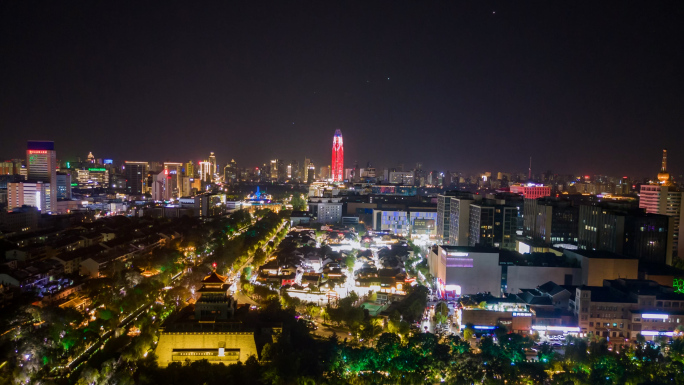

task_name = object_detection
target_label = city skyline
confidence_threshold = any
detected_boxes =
[2,2,684,176]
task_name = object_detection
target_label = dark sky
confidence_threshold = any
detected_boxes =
[2,1,683,178]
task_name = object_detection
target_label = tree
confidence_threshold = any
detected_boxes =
[433,302,449,325]
[343,255,355,272]
[463,323,475,341]
[291,194,307,211]
[305,303,321,318]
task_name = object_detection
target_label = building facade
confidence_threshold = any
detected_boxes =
[26,141,56,212]
[331,129,344,182]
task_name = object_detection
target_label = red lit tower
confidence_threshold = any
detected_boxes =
[331,129,344,182]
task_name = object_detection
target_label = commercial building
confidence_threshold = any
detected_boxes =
[443,193,519,250]
[331,129,344,182]
[510,183,551,199]
[308,197,343,224]
[0,206,40,232]
[564,249,639,286]
[578,203,674,265]
[26,141,56,212]
[429,246,636,298]
[151,171,173,201]
[7,181,50,212]
[448,193,478,246]
[124,161,148,197]
[638,149,683,258]
[639,188,682,258]
[388,171,414,185]
[208,152,217,180]
[164,162,183,197]
[525,196,579,245]
[199,161,212,182]
[468,203,518,250]
[371,208,437,238]
[574,278,684,341]
[55,172,72,200]
[436,192,459,243]
[428,246,502,297]
[223,159,238,184]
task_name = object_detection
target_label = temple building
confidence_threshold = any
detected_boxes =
[155,270,260,367]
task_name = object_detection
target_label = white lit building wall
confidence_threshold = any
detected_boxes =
[640,185,683,257]
[7,181,49,212]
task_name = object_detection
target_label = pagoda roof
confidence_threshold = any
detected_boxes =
[202,271,228,284]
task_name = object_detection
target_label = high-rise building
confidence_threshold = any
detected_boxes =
[152,170,173,201]
[319,166,329,181]
[525,197,579,245]
[579,202,674,265]
[56,172,72,200]
[468,203,518,250]
[199,161,212,182]
[164,162,183,198]
[307,161,315,184]
[124,161,148,197]
[510,183,552,199]
[185,161,195,177]
[640,149,683,257]
[209,152,217,179]
[303,158,311,182]
[270,159,280,182]
[223,159,238,184]
[7,181,49,211]
[331,129,344,182]
[448,193,478,246]
[437,192,461,243]
[26,141,56,212]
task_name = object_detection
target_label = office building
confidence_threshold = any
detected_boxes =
[331,129,344,182]
[574,278,684,341]
[56,172,72,200]
[223,159,238,184]
[371,209,437,237]
[164,162,183,198]
[525,197,579,245]
[208,152,217,179]
[437,192,461,243]
[124,161,148,197]
[26,141,56,212]
[199,161,212,182]
[639,150,683,257]
[308,197,343,224]
[579,203,674,265]
[468,203,519,250]
[510,183,552,199]
[448,193,478,246]
[185,161,195,177]
[7,181,50,211]
[0,160,22,175]
[152,171,172,201]
[388,171,414,185]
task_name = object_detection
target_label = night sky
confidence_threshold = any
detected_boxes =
[1,1,683,178]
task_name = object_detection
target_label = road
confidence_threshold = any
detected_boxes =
[232,219,288,307]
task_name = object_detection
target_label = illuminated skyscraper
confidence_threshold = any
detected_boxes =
[640,149,683,258]
[27,141,57,212]
[331,129,344,182]
[199,161,212,182]
[124,161,148,196]
[209,152,217,178]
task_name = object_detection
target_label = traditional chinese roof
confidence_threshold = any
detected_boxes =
[202,271,227,284]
